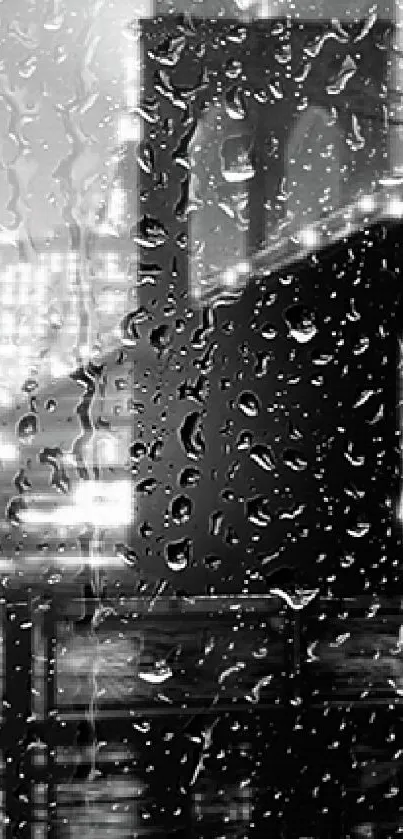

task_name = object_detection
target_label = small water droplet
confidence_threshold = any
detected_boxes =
[129,441,147,461]
[209,510,224,537]
[236,430,253,451]
[178,467,201,488]
[44,398,57,412]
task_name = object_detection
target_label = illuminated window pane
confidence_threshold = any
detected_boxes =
[190,107,249,301]
[285,106,342,232]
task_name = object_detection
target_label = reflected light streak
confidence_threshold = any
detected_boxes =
[20,481,133,528]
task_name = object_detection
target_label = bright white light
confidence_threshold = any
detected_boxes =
[21,481,133,528]
[236,260,251,276]
[50,252,63,271]
[0,388,13,408]
[97,435,119,466]
[1,312,15,336]
[72,480,133,527]
[298,226,320,249]
[357,194,376,214]
[117,113,140,143]
[50,358,71,379]
[222,266,239,286]
[0,440,18,461]
[385,196,403,218]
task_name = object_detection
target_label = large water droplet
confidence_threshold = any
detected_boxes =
[170,494,193,525]
[283,304,318,344]
[178,467,201,488]
[164,537,192,572]
[220,134,255,183]
[250,444,276,472]
[16,413,38,445]
[6,495,28,527]
[245,496,271,527]
[237,390,261,418]
[129,441,147,462]
[133,215,168,249]
[149,324,171,356]
[178,412,206,460]
[283,449,308,472]
[120,312,141,347]
[225,85,247,120]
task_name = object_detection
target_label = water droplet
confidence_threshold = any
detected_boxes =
[115,377,128,391]
[149,439,164,461]
[209,510,224,537]
[326,55,357,95]
[237,391,261,418]
[149,324,171,355]
[225,85,248,121]
[170,494,192,525]
[44,398,57,412]
[250,444,276,471]
[16,413,38,445]
[254,352,271,377]
[22,378,38,394]
[133,215,168,249]
[203,554,222,571]
[137,142,155,175]
[283,304,318,344]
[129,441,147,462]
[136,478,158,496]
[236,430,253,451]
[346,521,371,538]
[225,58,242,80]
[178,412,206,460]
[245,496,271,527]
[6,495,27,527]
[178,467,201,488]
[220,134,255,183]
[283,449,308,472]
[120,312,141,347]
[164,537,192,572]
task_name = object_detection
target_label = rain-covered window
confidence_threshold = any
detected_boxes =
[285,106,342,230]
[189,106,253,301]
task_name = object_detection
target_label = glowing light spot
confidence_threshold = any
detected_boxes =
[385,195,403,218]
[236,260,251,276]
[223,266,239,286]
[98,435,120,466]
[72,479,133,527]
[356,194,376,214]
[0,440,18,461]
[298,226,320,249]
